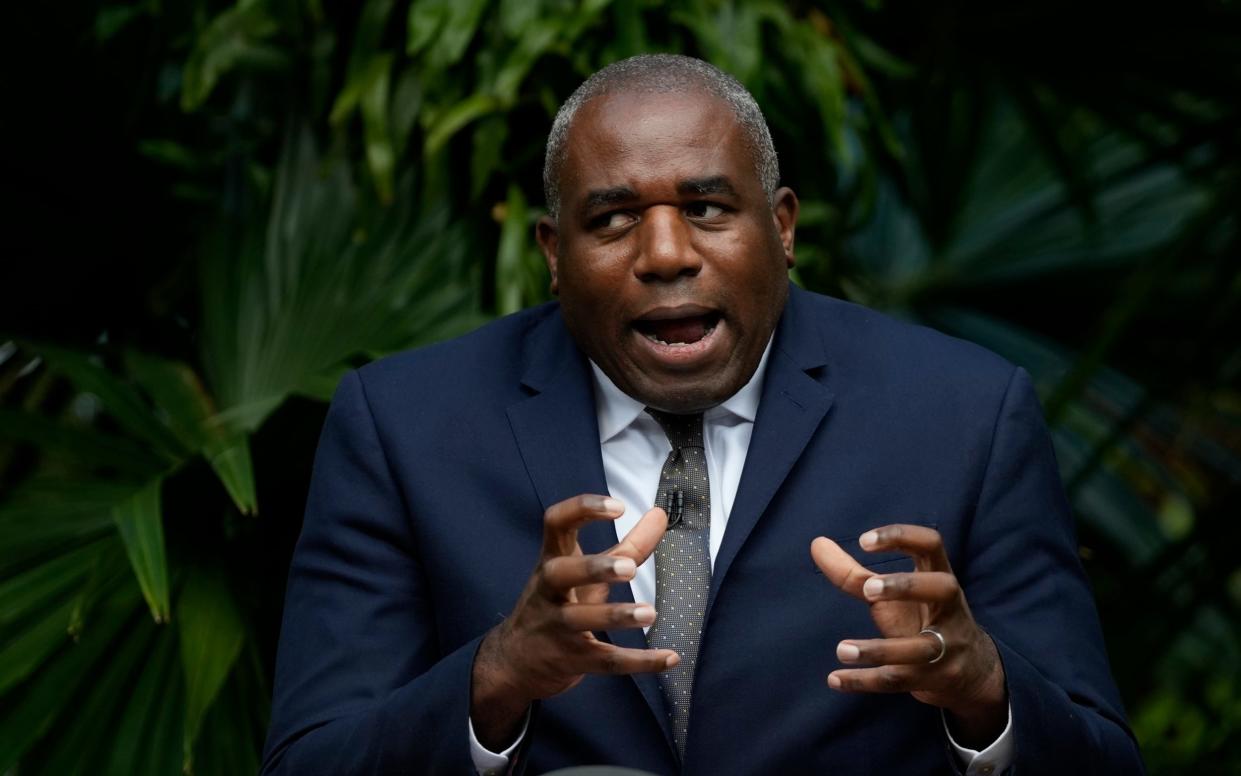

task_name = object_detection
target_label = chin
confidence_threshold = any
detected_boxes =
[628,376,738,414]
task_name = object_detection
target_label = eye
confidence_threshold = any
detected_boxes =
[588,211,637,231]
[685,202,726,219]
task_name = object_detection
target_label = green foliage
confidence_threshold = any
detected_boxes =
[111,479,171,623]
[3,0,1240,772]
[1,82,481,770]
[178,567,246,773]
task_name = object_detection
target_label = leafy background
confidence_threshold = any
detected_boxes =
[2,0,1239,773]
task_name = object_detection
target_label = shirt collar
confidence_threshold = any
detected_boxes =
[590,337,773,443]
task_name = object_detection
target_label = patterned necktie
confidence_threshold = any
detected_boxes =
[645,408,712,759]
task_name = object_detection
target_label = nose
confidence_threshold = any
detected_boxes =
[633,206,703,282]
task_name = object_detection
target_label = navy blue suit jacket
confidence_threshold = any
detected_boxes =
[262,285,1142,774]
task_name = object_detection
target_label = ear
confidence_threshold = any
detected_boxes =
[771,187,799,268]
[535,215,561,295]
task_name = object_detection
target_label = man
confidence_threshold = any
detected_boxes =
[262,55,1143,774]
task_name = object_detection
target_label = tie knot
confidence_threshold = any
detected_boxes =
[645,408,705,451]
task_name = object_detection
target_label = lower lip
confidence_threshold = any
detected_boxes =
[632,320,725,367]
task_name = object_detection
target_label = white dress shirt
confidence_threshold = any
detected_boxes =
[471,341,1013,775]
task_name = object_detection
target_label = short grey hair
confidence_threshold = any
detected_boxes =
[542,54,780,220]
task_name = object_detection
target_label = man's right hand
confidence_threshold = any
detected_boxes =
[470,494,678,751]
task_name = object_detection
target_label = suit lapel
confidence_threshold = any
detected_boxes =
[708,286,835,610]
[505,310,676,752]
[505,314,609,516]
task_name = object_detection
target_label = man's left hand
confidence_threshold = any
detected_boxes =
[810,525,1008,748]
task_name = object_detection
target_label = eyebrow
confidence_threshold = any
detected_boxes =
[677,176,738,197]
[583,186,638,213]
[579,176,740,216]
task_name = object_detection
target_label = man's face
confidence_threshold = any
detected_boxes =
[537,89,799,413]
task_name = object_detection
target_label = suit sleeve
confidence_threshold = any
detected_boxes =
[261,369,479,775]
[960,366,1145,774]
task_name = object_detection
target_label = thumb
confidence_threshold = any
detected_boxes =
[612,507,668,565]
[811,536,874,601]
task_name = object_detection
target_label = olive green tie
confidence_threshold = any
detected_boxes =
[645,408,711,759]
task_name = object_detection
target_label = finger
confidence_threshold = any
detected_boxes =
[541,554,637,598]
[858,524,952,573]
[572,642,681,676]
[542,494,625,558]
[560,602,657,631]
[859,571,959,604]
[611,507,669,564]
[836,634,948,666]
[810,536,874,600]
[827,665,921,694]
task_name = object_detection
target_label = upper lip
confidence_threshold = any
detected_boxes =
[632,304,719,322]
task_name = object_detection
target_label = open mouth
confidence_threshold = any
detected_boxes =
[632,311,722,346]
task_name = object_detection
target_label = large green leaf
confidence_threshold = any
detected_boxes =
[407,0,451,57]
[29,344,185,464]
[331,33,398,200]
[203,435,258,516]
[199,131,481,433]
[470,115,509,199]
[0,582,141,770]
[124,351,258,515]
[191,643,268,776]
[925,308,1172,561]
[122,351,216,451]
[330,54,390,127]
[791,25,850,164]
[390,67,425,145]
[359,53,397,202]
[495,183,530,316]
[111,479,170,624]
[423,92,502,156]
[673,0,768,86]
[0,408,166,477]
[178,568,246,773]
[846,103,1210,309]
[0,542,99,631]
[0,480,135,578]
[181,2,287,111]
[26,604,163,775]
[490,19,563,103]
[0,599,76,696]
[426,0,489,68]
[942,118,1207,282]
[67,538,134,639]
[105,626,183,776]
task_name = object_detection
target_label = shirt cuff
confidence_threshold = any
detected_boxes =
[468,710,530,776]
[943,703,1014,776]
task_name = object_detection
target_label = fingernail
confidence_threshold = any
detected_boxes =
[665,653,681,668]
[863,577,884,599]
[859,531,879,549]
[613,557,636,577]
[603,497,625,514]
[836,642,860,662]
[633,605,656,625]
[827,674,842,689]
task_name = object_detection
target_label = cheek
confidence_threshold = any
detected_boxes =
[560,237,635,285]
[708,237,784,287]
[696,219,777,264]
[693,229,746,255]
[558,263,630,329]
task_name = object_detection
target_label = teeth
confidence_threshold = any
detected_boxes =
[640,323,717,347]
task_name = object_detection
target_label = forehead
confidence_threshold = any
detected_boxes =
[559,90,757,201]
